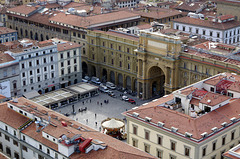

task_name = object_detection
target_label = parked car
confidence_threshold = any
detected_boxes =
[108,91,116,98]
[91,77,101,85]
[122,95,129,101]
[106,82,116,90]
[128,98,136,104]
[99,86,109,93]
[82,76,90,82]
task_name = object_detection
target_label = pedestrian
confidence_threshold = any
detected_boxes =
[82,101,84,105]
[86,119,88,123]
[78,108,80,112]
[76,118,78,121]
[99,126,101,132]
[95,122,97,126]
[90,99,91,103]
[107,99,109,103]
[95,113,97,118]
[85,107,87,111]
[100,103,102,106]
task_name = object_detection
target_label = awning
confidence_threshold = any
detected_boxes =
[60,80,69,84]
[23,90,40,99]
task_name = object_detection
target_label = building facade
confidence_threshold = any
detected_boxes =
[173,16,240,45]
[0,97,155,159]
[0,53,20,98]
[86,29,240,99]
[0,27,17,43]
[57,39,82,88]
[217,0,240,21]
[124,73,240,159]
[86,30,139,91]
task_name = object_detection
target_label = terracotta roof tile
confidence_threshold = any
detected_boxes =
[126,98,240,140]
[0,103,30,129]
[174,17,240,30]
[94,30,139,41]
[200,92,230,106]
[7,5,40,15]
[0,52,16,65]
[0,27,17,35]
[8,97,156,159]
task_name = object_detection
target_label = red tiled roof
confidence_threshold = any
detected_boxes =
[190,98,200,106]
[173,16,240,30]
[0,52,16,65]
[126,98,240,140]
[0,27,17,35]
[228,81,240,93]
[200,92,230,106]
[49,11,140,29]
[0,94,6,100]
[175,2,204,12]
[0,103,30,129]
[8,97,156,159]
[130,9,182,19]
[7,5,40,15]
[204,75,225,85]
[180,87,198,96]
[218,14,234,21]
[94,30,139,42]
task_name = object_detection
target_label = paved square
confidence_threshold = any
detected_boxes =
[56,91,152,131]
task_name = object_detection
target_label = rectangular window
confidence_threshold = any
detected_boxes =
[61,54,63,59]
[36,60,39,65]
[217,32,220,38]
[82,34,85,39]
[176,25,179,30]
[51,56,53,61]
[74,66,77,72]
[44,67,47,72]
[13,140,18,146]
[185,147,190,156]
[158,136,162,145]
[202,147,206,157]
[61,62,64,67]
[183,26,185,31]
[212,142,216,151]
[196,29,199,34]
[189,27,192,32]
[22,145,27,152]
[22,72,25,77]
[74,50,76,56]
[210,31,213,36]
[74,59,77,64]
[29,61,32,67]
[210,87,214,92]
[67,52,70,58]
[51,65,54,70]
[222,136,226,145]
[5,135,10,141]
[39,144,42,150]
[37,69,40,74]
[133,126,137,135]
[231,131,235,140]
[51,73,54,78]
[43,58,46,63]
[45,74,47,80]
[68,60,70,65]
[144,144,150,153]
[145,131,149,140]
[30,70,32,76]
[22,63,25,69]
[171,141,176,151]
[203,30,206,35]
[157,149,162,159]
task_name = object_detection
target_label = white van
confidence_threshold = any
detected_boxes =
[99,86,109,93]
[91,77,101,85]
[106,82,116,89]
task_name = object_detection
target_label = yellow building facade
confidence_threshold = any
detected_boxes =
[86,30,239,99]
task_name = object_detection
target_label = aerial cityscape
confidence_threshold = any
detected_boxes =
[0,0,239,158]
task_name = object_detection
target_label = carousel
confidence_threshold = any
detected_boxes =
[101,118,127,140]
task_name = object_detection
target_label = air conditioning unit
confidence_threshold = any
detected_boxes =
[171,127,178,133]
[185,132,192,138]
[157,122,164,127]
[221,122,228,127]
[145,117,152,122]
[132,112,139,117]
[211,127,218,132]
[201,132,208,138]
[230,117,236,123]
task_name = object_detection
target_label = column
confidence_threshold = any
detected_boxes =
[123,74,127,89]
[115,72,118,86]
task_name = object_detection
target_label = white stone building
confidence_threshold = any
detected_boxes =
[173,15,240,45]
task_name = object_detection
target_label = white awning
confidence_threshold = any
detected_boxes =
[23,90,40,99]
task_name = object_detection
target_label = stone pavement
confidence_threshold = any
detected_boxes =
[56,92,152,131]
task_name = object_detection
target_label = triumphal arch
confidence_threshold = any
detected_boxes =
[135,31,181,99]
